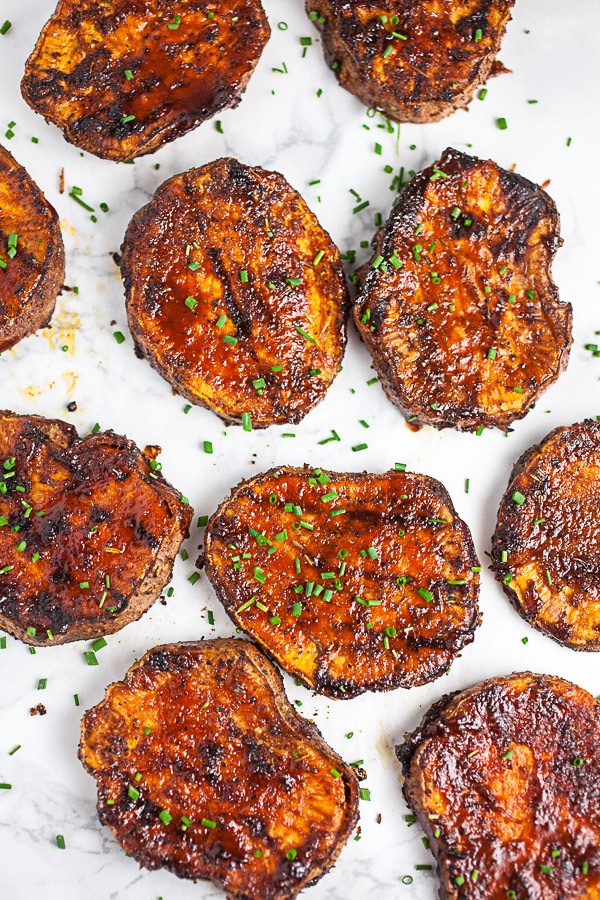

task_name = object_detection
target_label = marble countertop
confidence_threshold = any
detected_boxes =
[1,1,600,898]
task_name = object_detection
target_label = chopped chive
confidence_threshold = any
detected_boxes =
[416,587,434,602]
[113,331,125,344]
[295,325,316,344]
[511,490,525,505]
[56,835,66,850]
[215,314,227,328]
[185,295,197,311]
[242,412,252,432]
[352,443,368,452]
[0,20,12,34]
[128,785,140,801]
[83,651,99,666]
[159,810,173,825]
[91,637,107,652]
[497,117,508,130]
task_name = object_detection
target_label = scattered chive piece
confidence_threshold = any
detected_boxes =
[330,768,342,778]
[242,412,252,432]
[0,20,12,34]
[359,787,371,801]
[352,443,368,452]
[128,785,140,801]
[203,441,213,454]
[223,335,238,345]
[497,117,508,130]
[56,835,66,850]
[120,114,136,124]
[159,810,173,825]
[295,325,316,344]
[240,269,249,283]
[9,744,21,756]
[487,347,497,361]
[113,331,125,344]
[84,651,99,666]
[185,295,197,311]
[474,28,482,40]
[416,587,434,602]
[188,572,200,586]
[216,314,227,328]
[292,602,302,616]
[286,849,298,861]
[37,678,47,690]
[91,637,107,652]
[540,865,553,874]
[124,69,133,80]
[202,818,217,829]
[74,694,80,706]
[511,490,525,505]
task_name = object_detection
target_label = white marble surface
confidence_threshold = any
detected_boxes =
[1,1,600,897]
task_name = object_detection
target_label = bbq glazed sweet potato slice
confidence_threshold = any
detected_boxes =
[0,411,192,645]
[21,0,270,161]
[397,672,600,899]
[79,639,360,900]
[121,158,349,428]
[353,148,572,432]
[204,466,480,699]
[306,0,514,123]
[491,419,600,650]
[0,144,64,352]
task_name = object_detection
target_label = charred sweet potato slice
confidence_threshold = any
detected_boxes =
[397,672,600,899]
[79,639,360,900]
[0,144,64,352]
[306,0,514,123]
[122,158,349,428]
[21,0,270,161]
[353,148,572,432]
[204,465,480,698]
[0,411,192,645]
[491,419,600,650]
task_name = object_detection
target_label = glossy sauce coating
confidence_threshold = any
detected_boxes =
[0,144,64,352]
[0,412,191,645]
[21,0,270,160]
[79,639,360,900]
[398,672,600,899]
[492,420,600,650]
[204,466,480,698]
[306,0,514,123]
[122,158,349,428]
[354,148,572,432]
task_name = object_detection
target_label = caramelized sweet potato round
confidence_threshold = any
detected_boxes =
[21,0,270,161]
[492,419,600,650]
[397,672,600,899]
[0,411,191,645]
[353,148,572,432]
[204,465,480,698]
[306,0,514,123]
[122,158,349,428]
[0,144,64,352]
[79,639,360,900]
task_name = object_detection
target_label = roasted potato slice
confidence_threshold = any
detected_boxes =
[0,411,192,645]
[79,639,360,900]
[0,144,64,352]
[306,0,514,123]
[353,148,572,432]
[204,465,480,698]
[122,158,349,428]
[397,672,600,899]
[21,0,270,161]
[492,419,600,650]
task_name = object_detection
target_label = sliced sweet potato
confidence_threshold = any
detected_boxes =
[122,158,349,428]
[0,144,64,352]
[397,672,600,899]
[0,411,191,645]
[353,148,572,432]
[21,0,270,161]
[492,419,600,650]
[79,638,360,900]
[306,0,514,123]
[204,465,480,698]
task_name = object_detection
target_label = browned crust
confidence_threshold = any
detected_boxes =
[353,148,572,432]
[0,144,64,352]
[79,638,360,900]
[306,0,514,123]
[491,419,600,651]
[121,158,349,428]
[0,411,192,645]
[397,672,600,899]
[21,0,270,161]
[204,465,480,699]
